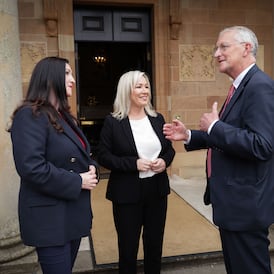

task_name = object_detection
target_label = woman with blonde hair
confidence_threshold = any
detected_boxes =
[98,70,175,274]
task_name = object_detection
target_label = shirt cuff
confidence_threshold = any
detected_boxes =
[207,119,219,134]
[183,129,191,144]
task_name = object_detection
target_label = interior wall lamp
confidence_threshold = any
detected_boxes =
[94,55,107,64]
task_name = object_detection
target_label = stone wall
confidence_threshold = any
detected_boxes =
[167,0,273,177]
[18,0,57,97]
[16,0,274,178]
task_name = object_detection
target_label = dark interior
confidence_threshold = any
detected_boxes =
[77,41,151,159]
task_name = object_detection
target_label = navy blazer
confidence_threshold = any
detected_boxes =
[11,107,97,247]
[98,113,175,204]
[186,65,274,231]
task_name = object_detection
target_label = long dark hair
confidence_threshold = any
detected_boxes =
[8,56,76,132]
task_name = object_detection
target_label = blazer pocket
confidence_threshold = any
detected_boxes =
[27,196,58,207]
[28,197,61,230]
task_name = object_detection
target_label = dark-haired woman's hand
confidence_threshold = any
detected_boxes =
[80,165,98,190]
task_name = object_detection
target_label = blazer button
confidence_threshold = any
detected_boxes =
[70,157,76,163]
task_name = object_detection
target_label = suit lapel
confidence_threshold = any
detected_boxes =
[221,65,258,119]
[121,117,139,154]
[59,113,90,157]
[148,115,164,146]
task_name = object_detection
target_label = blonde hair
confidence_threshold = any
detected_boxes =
[112,70,157,120]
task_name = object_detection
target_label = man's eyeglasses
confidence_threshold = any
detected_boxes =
[213,42,246,55]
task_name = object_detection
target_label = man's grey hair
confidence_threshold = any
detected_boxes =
[220,26,258,57]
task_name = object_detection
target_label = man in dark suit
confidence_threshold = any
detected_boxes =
[163,26,274,274]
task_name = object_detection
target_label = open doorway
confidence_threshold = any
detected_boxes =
[76,41,151,171]
[74,5,152,173]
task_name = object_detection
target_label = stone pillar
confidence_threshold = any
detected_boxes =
[0,0,34,263]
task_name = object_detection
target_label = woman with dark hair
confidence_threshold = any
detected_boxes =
[8,56,99,274]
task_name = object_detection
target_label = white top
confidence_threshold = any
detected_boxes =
[129,116,161,178]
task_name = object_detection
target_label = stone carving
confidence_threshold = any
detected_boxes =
[43,0,58,37]
[179,45,215,81]
[20,42,47,82]
[45,19,58,37]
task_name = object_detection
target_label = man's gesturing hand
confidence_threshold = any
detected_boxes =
[200,102,219,132]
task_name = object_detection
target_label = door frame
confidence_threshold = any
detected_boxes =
[55,0,170,120]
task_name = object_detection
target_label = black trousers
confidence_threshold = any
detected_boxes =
[219,227,272,274]
[112,177,168,274]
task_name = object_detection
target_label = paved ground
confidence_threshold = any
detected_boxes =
[73,248,274,274]
[161,261,226,274]
[74,224,274,273]
[2,175,274,274]
[1,243,274,273]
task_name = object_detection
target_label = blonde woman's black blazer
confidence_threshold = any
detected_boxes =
[98,113,175,204]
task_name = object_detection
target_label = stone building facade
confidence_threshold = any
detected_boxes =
[1,0,274,266]
[16,0,274,179]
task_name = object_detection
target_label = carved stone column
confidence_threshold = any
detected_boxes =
[0,0,35,264]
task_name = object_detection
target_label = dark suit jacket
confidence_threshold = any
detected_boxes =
[98,113,175,204]
[186,65,274,231]
[11,107,97,247]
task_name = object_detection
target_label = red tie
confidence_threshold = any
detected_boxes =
[207,84,235,178]
[219,84,235,117]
